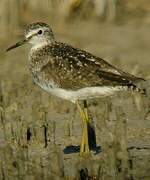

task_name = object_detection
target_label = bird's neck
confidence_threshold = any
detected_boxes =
[30,41,50,52]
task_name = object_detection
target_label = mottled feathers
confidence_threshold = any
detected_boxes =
[30,42,144,93]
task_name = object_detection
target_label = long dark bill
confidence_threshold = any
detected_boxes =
[6,39,27,52]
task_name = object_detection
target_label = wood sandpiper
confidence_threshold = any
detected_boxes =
[6,22,145,157]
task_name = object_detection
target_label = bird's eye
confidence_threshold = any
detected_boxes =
[38,30,43,35]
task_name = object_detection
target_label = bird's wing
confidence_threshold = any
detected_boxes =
[76,46,144,83]
[38,42,144,90]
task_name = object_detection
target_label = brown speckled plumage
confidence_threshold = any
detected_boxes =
[30,41,144,91]
[6,22,146,156]
[7,22,145,102]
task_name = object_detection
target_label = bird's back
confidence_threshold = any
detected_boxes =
[29,41,144,91]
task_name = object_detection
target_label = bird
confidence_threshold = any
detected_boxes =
[6,22,145,157]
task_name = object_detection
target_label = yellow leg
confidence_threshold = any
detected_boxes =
[76,101,86,155]
[76,100,90,157]
[83,101,90,155]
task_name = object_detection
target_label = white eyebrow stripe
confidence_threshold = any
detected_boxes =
[26,27,48,38]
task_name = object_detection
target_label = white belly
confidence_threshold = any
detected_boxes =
[36,80,126,103]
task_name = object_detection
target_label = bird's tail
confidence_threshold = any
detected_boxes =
[127,84,146,96]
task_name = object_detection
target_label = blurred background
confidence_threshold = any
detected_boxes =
[0,0,150,179]
[1,0,150,77]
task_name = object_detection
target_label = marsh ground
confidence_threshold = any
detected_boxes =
[0,20,150,179]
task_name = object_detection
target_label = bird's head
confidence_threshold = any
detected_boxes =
[6,22,55,51]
